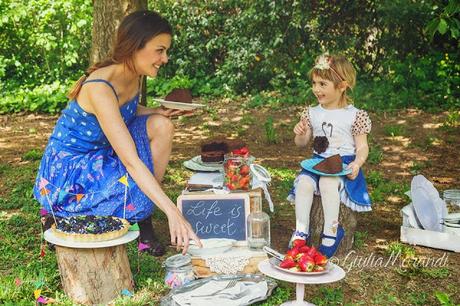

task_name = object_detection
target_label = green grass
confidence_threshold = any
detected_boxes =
[1,146,459,304]
[383,124,407,137]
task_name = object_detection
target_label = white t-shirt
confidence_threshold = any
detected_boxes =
[301,104,372,157]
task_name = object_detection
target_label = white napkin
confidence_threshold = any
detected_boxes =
[172,280,268,306]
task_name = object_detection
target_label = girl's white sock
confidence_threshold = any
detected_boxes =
[294,176,315,238]
[319,176,341,247]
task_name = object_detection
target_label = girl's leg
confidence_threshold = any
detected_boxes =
[318,176,341,246]
[293,176,315,241]
[146,114,175,183]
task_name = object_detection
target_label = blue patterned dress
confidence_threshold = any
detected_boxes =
[34,79,155,223]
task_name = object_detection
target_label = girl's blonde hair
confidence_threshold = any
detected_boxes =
[67,11,172,100]
[308,54,356,105]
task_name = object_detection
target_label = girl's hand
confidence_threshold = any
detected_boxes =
[293,120,307,135]
[167,210,202,254]
[346,161,360,180]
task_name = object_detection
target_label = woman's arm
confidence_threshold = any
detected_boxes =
[86,84,201,252]
[346,134,369,180]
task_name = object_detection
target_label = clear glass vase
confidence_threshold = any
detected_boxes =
[224,155,251,191]
[247,197,270,250]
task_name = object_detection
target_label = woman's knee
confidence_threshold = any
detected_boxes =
[297,176,315,194]
[319,176,340,191]
[146,115,174,141]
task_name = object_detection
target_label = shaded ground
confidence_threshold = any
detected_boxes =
[1,101,459,304]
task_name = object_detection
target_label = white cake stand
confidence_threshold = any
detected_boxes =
[44,229,139,248]
[258,259,346,306]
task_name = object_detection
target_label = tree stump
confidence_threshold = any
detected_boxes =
[55,245,134,305]
[310,196,357,257]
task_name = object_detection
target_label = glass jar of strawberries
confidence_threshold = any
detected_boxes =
[224,147,251,191]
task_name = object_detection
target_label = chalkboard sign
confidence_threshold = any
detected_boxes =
[177,193,250,241]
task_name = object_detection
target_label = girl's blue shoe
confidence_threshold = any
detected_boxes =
[318,225,345,258]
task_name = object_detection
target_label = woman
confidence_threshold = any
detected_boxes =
[34,10,201,255]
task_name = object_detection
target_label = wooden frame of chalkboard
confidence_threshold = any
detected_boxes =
[177,193,250,245]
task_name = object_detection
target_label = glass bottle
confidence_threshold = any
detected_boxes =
[247,197,270,250]
[163,254,195,289]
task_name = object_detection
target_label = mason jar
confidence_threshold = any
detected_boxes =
[444,189,460,214]
[224,155,251,191]
[163,254,195,289]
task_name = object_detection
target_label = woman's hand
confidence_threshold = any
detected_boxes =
[346,161,360,180]
[167,210,202,254]
[293,119,307,135]
[152,106,194,118]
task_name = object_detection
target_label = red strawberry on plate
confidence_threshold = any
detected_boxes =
[292,239,306,249]
[297,254,315,272]
[279,258,296,269]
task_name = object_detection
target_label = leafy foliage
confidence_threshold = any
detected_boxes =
[0,0,459,113]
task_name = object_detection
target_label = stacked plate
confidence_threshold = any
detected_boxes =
[405,175,447,232]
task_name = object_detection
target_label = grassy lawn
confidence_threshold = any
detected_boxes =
[0,101,459,305]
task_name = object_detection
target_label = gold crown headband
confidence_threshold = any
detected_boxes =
[314,54,345,82]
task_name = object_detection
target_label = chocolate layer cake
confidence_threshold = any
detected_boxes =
[313,154,343,174]
[165,88,193,103]
[201,141,228,163]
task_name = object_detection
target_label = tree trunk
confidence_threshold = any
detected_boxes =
[310,196,357,257]
[56,245,133,305]
[91,0,147,65]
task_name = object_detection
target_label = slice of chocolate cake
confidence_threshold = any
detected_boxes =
[313,154,343,174]
[165,88,193,103]
[200,141,228,163]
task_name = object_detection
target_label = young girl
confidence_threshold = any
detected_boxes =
[34,10,201,256]
[288,53,372,258]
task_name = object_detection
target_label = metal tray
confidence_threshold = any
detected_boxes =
[160,274,277,305]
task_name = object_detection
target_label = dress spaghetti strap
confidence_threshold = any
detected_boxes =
[82,79,119,102]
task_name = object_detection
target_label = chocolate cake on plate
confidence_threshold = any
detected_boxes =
[313,154,343,174]
[200,141,227,163]
[164,88,193,103]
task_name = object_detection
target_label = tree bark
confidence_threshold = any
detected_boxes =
[310,196,357,257]
[56,245,133,305]
[91,0,147,65]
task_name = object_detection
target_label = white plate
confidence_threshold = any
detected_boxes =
[268,257,332,276]
[401,203,423,229]
[184,156,224,172]
[187,238,235,256]
[152,98,204,110]
[183,155,256,172]
[411,175,446,232]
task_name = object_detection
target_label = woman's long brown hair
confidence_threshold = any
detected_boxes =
[67,10,172,100]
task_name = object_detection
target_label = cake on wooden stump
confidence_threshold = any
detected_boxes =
[51,215,130,242]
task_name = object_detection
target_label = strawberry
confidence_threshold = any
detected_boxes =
[297,254,315,272]
[226,183,235,190]
[238,176,250,188]
[298,245,310,253]
[231,174,239,182]
[286,248,299,258]
[306,246,318,258]
[239,165,250,175]
[313,253,328,266]
[279,258,296,269]
[292,239,306,249]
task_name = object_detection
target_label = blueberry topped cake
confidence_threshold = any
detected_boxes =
[51,215,130,242]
